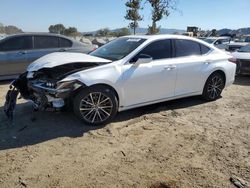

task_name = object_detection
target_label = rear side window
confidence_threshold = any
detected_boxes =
[175,39,201,57]
[59,38,72,48]
[137,39,172,60]
[200,44,210,54]
[34,36,59,49]
[0,36,32,51]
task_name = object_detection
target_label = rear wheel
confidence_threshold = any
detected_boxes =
[202,72,225,101]
[73,86,118,126]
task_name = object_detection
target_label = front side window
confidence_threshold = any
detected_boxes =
[134,39,172,61]
[175,39,201,57]
[0,36,32,51]
[34,36,59,49]
[90,37,146,61]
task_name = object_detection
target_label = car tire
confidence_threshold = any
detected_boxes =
[73,85,118,126]
[202,72,225,101]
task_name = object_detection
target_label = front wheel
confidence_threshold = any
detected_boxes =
[73,86,118,126]
[202,72,225,101]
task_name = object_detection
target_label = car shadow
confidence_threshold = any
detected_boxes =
[234,75,250,86]
[0,79,13,85]
[1,75,248,151]
[0,95,206,151]
[0,102,106,150]
[113,96,205,123]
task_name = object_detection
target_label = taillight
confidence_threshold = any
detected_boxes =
[228,57,237,64]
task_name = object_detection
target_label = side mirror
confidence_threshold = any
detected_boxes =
[134,54,152,65]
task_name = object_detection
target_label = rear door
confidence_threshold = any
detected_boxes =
[59,37,73,52]
[61,37,93,53]
[26,35,60,63]
[0,35,33,76]
[173,39,211,96]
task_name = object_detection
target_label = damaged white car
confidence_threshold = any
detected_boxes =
[4,35,236,125]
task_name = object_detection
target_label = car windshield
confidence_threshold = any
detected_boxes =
[90,37,146,61]
[203,38,216,44]
[238,45,250,52]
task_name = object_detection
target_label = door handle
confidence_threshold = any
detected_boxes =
[59,48,66,52]
[204,60,212,64]
[164,65,176,70]
[18,51,27,55]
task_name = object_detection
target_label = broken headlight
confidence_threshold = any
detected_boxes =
[46,82,56,88]
[56,80,82,91]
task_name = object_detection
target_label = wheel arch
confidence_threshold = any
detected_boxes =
[206,69,226,86]
[87,83,120,106]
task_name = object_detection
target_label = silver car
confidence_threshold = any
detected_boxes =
[0,33,95,80]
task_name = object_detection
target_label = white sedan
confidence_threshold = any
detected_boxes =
[4,35,236,125]
[232,45,250,75]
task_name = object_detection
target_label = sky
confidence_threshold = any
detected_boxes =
[0,0,249,32]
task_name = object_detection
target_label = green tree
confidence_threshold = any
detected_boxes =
[146,0,177,34]
[211,29,218,37]
[64,27,78,36]
[96,28,110,37]
[4,25,22,34]
[125,0,143,35]
[0,23,4,33]
[48,24,65,34]
[112,28,131,37]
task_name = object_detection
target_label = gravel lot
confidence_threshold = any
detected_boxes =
[0,76,249,188]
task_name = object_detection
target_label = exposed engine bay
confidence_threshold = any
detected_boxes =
[4,62,104,119]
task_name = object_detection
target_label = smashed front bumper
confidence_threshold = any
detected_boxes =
[4,72,84,120]
[4,84,19,120]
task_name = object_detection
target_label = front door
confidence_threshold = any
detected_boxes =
[120,39,177,107]
[0,36,33,76]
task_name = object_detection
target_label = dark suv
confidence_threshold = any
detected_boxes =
[0,33,95,80]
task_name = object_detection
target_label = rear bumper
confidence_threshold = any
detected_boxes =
[237,60,250,74]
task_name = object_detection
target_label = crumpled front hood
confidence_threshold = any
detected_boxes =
[27,52,111,72]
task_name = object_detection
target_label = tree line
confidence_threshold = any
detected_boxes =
[0,23,23,34]
[1,0,178,36]
[48,24,131,37]
[48,24,78,37]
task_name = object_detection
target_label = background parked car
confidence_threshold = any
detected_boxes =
[226,35,250,52]
[232,45,250,75]
[203,37,231,50]
[0,33,95,80]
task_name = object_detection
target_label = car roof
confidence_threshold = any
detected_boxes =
[121,34,219,50]
[122,34,215,45]
[206,37,230,39]
[122,34,197,40]
[5,32,73,40]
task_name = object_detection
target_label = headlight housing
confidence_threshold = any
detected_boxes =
[56,80,83,91]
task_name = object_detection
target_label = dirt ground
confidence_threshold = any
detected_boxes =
[0,76,249,188]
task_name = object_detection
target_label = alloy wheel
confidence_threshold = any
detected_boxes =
[79,92,113,124]
[207,75,224,100]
